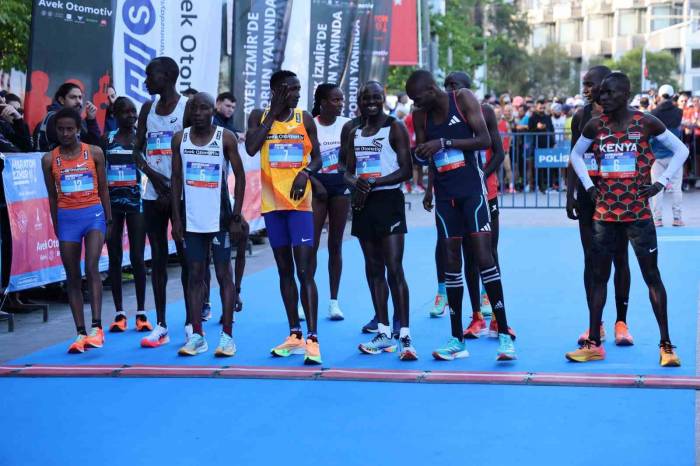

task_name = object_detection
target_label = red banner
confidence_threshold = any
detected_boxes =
[389,0,418,66]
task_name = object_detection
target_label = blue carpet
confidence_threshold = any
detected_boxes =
[0,377,694,466]
[11,227,700,375]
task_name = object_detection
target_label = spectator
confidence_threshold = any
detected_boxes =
[639,96,650,113]
[550,103,567,143]
[650,84,684,226]
[33,82,100,152]
[212,91,240,134]
[103,85,118,134]
[182,88,198,98]
[0,93,32,152]
[394,92,411,120]
[528,99,555,191]
[499,104,516,193]
[514,103,531,191]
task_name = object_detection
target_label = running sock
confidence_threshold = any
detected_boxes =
[399,327,410,339]
[193,322,203,336]
[445,271,464,339]
[480,265,509,334]
[615,296,629,323]
[290,328,302,339]
[223,323,233,336]
[472,311,483,320]
[136,311,147,322]
[77,326,87,336]
[115,312,126,321]
[377,323,391,339]
[91,319,102,329]
[437,282,446,296]
[307,333,318,342]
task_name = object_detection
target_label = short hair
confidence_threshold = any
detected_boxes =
[112,96,135,115]
[536,98,546,104]
[312,83,340,117]
[359,80,384,96]
[603,72,631,93]
[54,107,82,128]
[406,69,436,91]
[640,96,650,107]
[446,71,472,90]
[270,70,297,89]
[4,93,21,106]
[588,65,612,81]
[182,88,198,97]
[54,82,81,102]
[150,56,180,83]
[216,91,236,103]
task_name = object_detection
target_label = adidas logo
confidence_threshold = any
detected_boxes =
[494,300,504,310]
[210,141,219,147]
[448,115,460,126]
[213,237,220,245]
[479,223,491,232]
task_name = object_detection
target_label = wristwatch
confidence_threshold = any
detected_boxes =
[367,177,377,189]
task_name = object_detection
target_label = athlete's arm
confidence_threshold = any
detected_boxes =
[569,119,597,191]
[481,104,505,177]
[133,101,168,194]
[343,127,361,189]
[303,111,322,173]
[244,108,274,156]
[83,117,102,146]
[377,119,412,188]
[453,89,491,152]
[169,131,184,242]
[644,114,690,187]
[91,145,112,238]
[412,109,431,165]
[41,152,59,238]
[567,108,584,202]
[337,120,354,170]
[223,129,248,241]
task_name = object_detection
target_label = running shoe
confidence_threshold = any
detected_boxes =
[304,339,322,365]
[496,333,517,361]
[298,303,305,321]
[359,333,397,355]
[577,324,606,345]
[480,291,492,317]
[654,218,663,228]
[201,302,212,322]
[399,335,418,361]
[429,294,448,318]
[614,321,634,346]
[488,319,517,340]
[659,342,681,367]
[178,333,208,356]
[565,339,606,362]
[463,317,488,339]
[135,314,152,332]
[109,314,127,332]
[328,301,344,321]
[672,218,685,227]
[361,317,379,334]
[67,334,87,354]
[271,333,306,357]
[140,325,170,348]
[214,332,236,357]
[432,337,469,361]
[84,327,105,349]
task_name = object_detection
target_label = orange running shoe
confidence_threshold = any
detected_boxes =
[135,314,153,332]
[84,327,105,349]
[68,335,87,354]
[565,339,606,362]
[659,342,681,367]
[109,315,127,332]
[304,338,322,365]
[577,324,606,345]
[463,318,488,339]
[614,321,634,346]
[488,319,517,340]
[270,333,306,357]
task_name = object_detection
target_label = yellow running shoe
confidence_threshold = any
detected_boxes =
[659,342,681,367]
[304,338,322,365]
[271,333,306,357]
[565,340,606,362]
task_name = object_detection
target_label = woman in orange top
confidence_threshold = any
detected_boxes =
[41,107,112,354]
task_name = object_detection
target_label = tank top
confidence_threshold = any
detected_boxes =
[181,126,231,233]
[592,111,654,222]
[353,116,400,191]
[425,91,484,200]
[51,143,101,210]
[143,95,188,201]
[260,108,313,213]
[105,130,140,213]
[479,149,498,200]
[315,115,350,174]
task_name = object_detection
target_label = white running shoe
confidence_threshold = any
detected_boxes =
[140,324,170,348]
[328,301,344,321]
[215,331,236,357]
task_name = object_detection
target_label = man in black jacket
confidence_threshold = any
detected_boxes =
[212,92,242,138]
[0,93,32,152]
[528,99,555,191]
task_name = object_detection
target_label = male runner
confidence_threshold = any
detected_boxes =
[133,57,190,348]
[171,92,247,357]
[245,70,324,365]
[566,66,633,346]
[567,72,687,366]
[406,70,516,361]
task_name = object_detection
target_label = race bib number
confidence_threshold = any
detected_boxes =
[60,171,94,193]
[320,147,340,174]
[600,152,636,179]
[147,131,174,157]
[185,162,220,188]
[583,152,599,176]
[269,143,304,168]
[107,163,137,187]
[433,149,465,173]
[356,151,381,179]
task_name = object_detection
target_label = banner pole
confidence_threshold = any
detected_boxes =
[417,0,423,68]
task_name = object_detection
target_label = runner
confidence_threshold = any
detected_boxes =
[309,83,352,321]
[170,92,247,357]
[102,97,150,333]
[566,66,633,346]
[406,69,516,361]
[41,108,111,353]
[132,57,190,348]
[567,72,687,366]
[245,70,323,365]
[343,81,417,361]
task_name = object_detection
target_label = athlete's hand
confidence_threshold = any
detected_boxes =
[566,195,579,220]
[355,177,371,193]
[586,186,599,203]
[85,101,97,120]
[234,291,243,312]
[290,172,309,200]
[229,216,247,242]
[415,139,443,158]
[638,182,665,200]
[270,84,289,119]
[423,189,433,212]
[310,176,328,202]
[171,219,184,243]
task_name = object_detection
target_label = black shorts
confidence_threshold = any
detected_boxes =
[315,173,350,198]
[435,194,490,239]
[352,189,407,241]
[592,220,656,257]
[184,231,232,264]
[576,179,596,225]
[488,197,499,218]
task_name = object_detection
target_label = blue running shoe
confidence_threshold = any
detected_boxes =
[359,333,397,354]
[480,291,492,317]
[432,337,469,361]
[178,333,208,356]
[497,333,517,361]
[430,294,448,318]
[361,317,378,334]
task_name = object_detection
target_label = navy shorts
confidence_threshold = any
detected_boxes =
[592,220,656,257]
[57,204,106,243]
[263,210,314,249]
[315,173,350,198]
[184,231,232,263]
[435,195,490,238]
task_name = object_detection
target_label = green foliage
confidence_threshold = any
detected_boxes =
[527,44,580,98]
[599,48,679,94]
[0,0,31,71]
[387,65,417,94]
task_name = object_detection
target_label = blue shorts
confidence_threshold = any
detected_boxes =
[184,231,231,263]
[57,204,106,243]
[435,195,490,238]
[263,210,314,249]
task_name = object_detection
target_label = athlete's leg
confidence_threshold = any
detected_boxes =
[382,234,409,328]
[107,210,126,311]
[272,246,301,330]
[435,238,445,284]
[360,239,390,326]
[211,233,235,336]
[310,195,329,278]
[293,244,319,334]
[126,212,147,311]
[59,241,86,331]
[462,239,482,315]
[612,234,630,324]
[587,222,616,344]
[184,235,208,336]
[174,237,190,324]
[444,237,465,339]
[144,201,170,327]
[84,229,105,326]
[232,224,249,311]
[326,195,350,300]
[490,204,500,266]
[577,192,595,310]
[469,232,509,333]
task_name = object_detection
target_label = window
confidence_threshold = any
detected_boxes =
[691,49,700,68]
[588,15,612,39]
[532,24,554,48]
[559,21,581,43]
[618,9,644,35]
[651,4,683,31]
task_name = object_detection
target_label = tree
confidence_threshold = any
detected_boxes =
[528,44,580,98]
[601,48,678,94]
[0,0,31,71]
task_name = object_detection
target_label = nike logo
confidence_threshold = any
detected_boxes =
[77,162,87,168]
[448,115,460,126]
[649,248,657,253]
[390,221,401,232]
[95,212,102,217]
[301,237,312,243]
[170,118,178,124]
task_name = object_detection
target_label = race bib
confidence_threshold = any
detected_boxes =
[107,163,137,187]
[60,171,94,193]
[433,148,465,173]
[320,147,340,174]
[356,151,381,179]
[185,162,220,188]
[480,150,488,166]
[146,131,174,157]
[583,152,599,176]
[269,143,304,168]
[600,152,636,179]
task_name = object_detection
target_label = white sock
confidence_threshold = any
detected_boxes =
[116,311,126,317]
[399,327,410,339]
[377,323,391,338]
[329,299,338,306]
[136,310,146,316]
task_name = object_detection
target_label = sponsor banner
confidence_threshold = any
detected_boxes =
[25,0,115,134]
[339,2,372,119]
[361,2,393,85]
[112,0,223,107]
[389,0,418,65]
